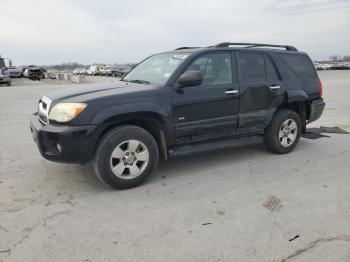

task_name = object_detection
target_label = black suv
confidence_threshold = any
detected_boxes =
[30,42,325,189]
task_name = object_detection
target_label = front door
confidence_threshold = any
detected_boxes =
[172,52,240,144]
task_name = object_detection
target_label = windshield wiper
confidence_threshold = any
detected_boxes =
[126,79,150,85]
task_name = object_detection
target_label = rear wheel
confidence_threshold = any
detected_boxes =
[93,125,159,189]
[264,109,301,154]
[7,81,11,86]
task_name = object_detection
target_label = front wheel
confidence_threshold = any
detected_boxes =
[264,109,301,154]
[92,125,159,189]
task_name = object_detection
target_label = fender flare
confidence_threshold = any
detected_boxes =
[89,103,174,160]
[286,90,308,103]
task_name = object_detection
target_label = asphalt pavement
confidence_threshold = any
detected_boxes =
[0,71,350,262]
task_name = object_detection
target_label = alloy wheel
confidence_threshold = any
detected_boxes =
[110,139,149,179]
[278,119,298,147]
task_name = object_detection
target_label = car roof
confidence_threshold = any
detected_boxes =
[163,42,306,56]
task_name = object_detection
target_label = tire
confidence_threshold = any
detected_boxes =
[7,81,11,86]
[264,109,301,154]
[93,125,159,189]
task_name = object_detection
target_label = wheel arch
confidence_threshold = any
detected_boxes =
[92,110,173,160]
[275,91,308,132]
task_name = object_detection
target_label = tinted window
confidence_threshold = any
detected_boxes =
[280,54,315,78]
[186,53,233,86]
[238,52,265,82]
[265,55,279,81]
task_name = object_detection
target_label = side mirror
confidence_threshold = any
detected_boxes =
[9,60,12,67]
[177,70,203,88]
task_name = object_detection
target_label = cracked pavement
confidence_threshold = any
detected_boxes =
[1,72,350,261]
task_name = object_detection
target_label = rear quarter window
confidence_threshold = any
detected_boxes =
[280,54,316,78]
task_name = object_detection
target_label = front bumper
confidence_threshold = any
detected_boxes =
[0,76,10,83]
[9,72,22,78]
[30,113,100,164]
[308,98,325,124]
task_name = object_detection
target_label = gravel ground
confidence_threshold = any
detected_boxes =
[0,71,350,262]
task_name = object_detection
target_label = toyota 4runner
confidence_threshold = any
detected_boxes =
[30,42,325,189]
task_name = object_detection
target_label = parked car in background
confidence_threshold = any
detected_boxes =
[8,66,22,78]
[314,63,332,70]
[22,65,45,80]
[0,56,11,86]
[111,65,132,77]
[86,65,95,75]
[314,62,350,71]
[331,62,350,70]
[73,68,85,75]
[80,68,88,75]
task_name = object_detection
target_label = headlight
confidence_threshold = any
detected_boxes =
[48,103,87,123]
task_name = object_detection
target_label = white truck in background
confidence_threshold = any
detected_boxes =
[86,64,103,76]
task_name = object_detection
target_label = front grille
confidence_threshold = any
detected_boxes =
[38,95,52,125]
[38,113,48,125]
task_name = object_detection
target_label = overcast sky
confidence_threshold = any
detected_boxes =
[1,0,349,65]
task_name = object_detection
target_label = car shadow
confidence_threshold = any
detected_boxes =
[150,143,267,183]
[68,139,311,191]
[72,143,266,191]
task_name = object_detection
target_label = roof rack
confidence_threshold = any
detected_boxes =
[174,47,200,50]
[214,42,298,51]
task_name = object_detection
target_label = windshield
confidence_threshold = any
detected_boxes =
[124,53,189,84]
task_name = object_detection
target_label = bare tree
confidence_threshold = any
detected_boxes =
[45,62,86,71]
[343,56,350,62]
[329,55,341,62]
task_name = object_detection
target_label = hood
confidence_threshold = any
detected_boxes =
[46,80,158,102]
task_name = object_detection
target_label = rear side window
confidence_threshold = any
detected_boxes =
[280,54,315,78]
[238,52,265,82]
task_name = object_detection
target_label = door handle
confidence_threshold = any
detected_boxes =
[269,85,281,90]
[225,90,239,95]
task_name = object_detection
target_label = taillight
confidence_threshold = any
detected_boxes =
[318,77,323,97]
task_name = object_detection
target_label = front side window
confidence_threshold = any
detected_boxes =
[238,52,265,82]
[185,53,233,86]
[124,53,189,84]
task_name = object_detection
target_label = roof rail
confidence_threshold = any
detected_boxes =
[214,42,298,51]
[174,47,199,50]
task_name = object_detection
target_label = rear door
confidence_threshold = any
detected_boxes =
[172,52,240,143]
[237,51,283,133]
